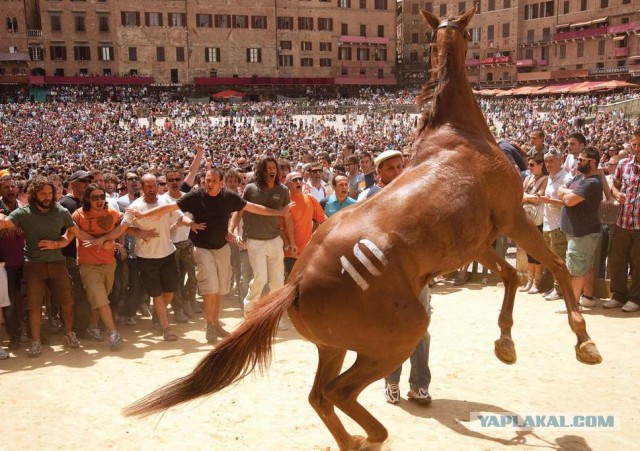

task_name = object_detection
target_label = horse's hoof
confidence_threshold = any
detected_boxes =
[575,340,602,365]
[494,337,517,364]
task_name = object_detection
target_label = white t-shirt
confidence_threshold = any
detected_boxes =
[160,191,192,243]
[123,195,181,259]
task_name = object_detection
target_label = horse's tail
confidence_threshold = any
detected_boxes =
[123,282,299,417]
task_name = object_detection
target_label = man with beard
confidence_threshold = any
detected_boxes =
[556,146,604,313]
[230,156,295,316]
[133,167,291,342]
[0,176,92,357]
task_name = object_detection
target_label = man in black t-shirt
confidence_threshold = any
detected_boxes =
[133,167,291,343]
[556,146,604,313]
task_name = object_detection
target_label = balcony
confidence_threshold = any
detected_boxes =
[27,29,42,37]
[589,66,629,76]
[553,27,607,41]
[614,47,630,58]
[608,20,640,35]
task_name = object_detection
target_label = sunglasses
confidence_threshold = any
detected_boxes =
[127,176,139,181]
[528,162,537,167]
[90,194,106,201]
[290,177,303,183]
[158,182,167,186]
[167,177,182,182]
[311,169,322,173]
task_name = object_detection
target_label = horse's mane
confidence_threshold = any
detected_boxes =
[415,25,456,132]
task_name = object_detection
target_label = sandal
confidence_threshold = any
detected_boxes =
[162,327,178,342]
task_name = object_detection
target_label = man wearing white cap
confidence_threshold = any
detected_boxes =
[358,149,433,406]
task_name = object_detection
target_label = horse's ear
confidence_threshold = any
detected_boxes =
[419,8,440,30]
[458,3,477,29]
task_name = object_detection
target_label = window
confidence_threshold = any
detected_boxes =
[318,18,333,31]
[360,24,366,36]
[338,0,351,7]
[458,2,466,13]
[424,2,433,13]
[197,14,212,28]
[98,46,114,61]
[600,0,608,7]
[412,4,419,14]
[341,68,348,75]
[299,17,313,30]
[504,0,511,7]
[439,4,447,16]
[247,48,261,63]
[563,0,569,13]
[360,0,366,8]
[50,15,61,31]
[411,33,419,44]
[487,25,494,40]
[128,47,137,61]
[524,48,534,59]
[279,55,293,66]
[103,69,111,76]
[580,0,587,11]
[559,43,566,59]
[277,16,293,30]
[338,47,352,60]
[378,69,384,79]
[279,41,292,50]
[49,45,66,60]
[502,23,510,38]
[74,46,91,61]
[205,47,220,62]
[145,12,163,27]
[7,17,18,33]
[176,47,185,62]
[320,58,332,67]
[251,16,267,29]
[357,48,370,60]
[622,0,630,4]
[320,42,332,51]
[375,48,387,61]
[359,68,366,75]
[156,46,165,62]
[577,42,584,57]
[301,41,312,51]
[301,57,313,67]
[121,11,140,27]
[341,23,348,35]
[597,40,605,56]
[54,68,65,76]
[374,0,387,9]
[232,15,248,29]
[488,0,495,11]
[29,46,43,60]
[74,15,85,32]
[169,13,186,27]
[471,27,481,42]
[98,15,109,32]
[378,25,384,37]
[215,14,231,28]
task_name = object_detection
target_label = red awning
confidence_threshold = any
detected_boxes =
[211,89,246,99]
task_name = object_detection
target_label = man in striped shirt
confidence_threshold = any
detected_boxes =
[605,129,640,313]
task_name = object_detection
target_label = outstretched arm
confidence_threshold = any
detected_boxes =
[243,201,293,217]
[184,144,205,187]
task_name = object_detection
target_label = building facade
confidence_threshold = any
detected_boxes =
[398,0,640,88]
[0,0,397,89]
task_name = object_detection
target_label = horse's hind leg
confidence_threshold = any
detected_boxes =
[323,352,413,449]
[477,246,518,364]
[507,217,602,364]
[309,345,356,450]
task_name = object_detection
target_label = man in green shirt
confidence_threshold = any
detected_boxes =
[0,177,87,357]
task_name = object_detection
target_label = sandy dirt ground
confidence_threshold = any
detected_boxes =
[2,280,639,451]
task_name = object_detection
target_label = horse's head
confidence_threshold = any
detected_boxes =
[419,4,476,79]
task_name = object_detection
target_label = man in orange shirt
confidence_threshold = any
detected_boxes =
[71,184,123,350]
[283,171,327,276]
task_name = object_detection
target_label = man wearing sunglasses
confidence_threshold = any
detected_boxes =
[304,162,329,203]
[556,146,604,313]
[60,170,93,339]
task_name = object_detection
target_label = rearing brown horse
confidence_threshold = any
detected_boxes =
[124,6,602,450]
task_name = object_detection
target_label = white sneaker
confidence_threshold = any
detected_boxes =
[603,299,624,309]
[579,296,598,308]
[0,347,9,360]
[555,303,584,314]
[621,301,640,312]
[384,383,400,404]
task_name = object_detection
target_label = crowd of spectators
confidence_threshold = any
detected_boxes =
[0,84,639,360]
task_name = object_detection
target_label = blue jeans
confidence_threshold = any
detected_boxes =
[385,286,432,391]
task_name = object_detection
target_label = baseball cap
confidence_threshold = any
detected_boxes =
[69,170,92,182]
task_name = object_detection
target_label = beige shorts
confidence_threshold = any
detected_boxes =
[194,245,232,296]
[79,263,116,309]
